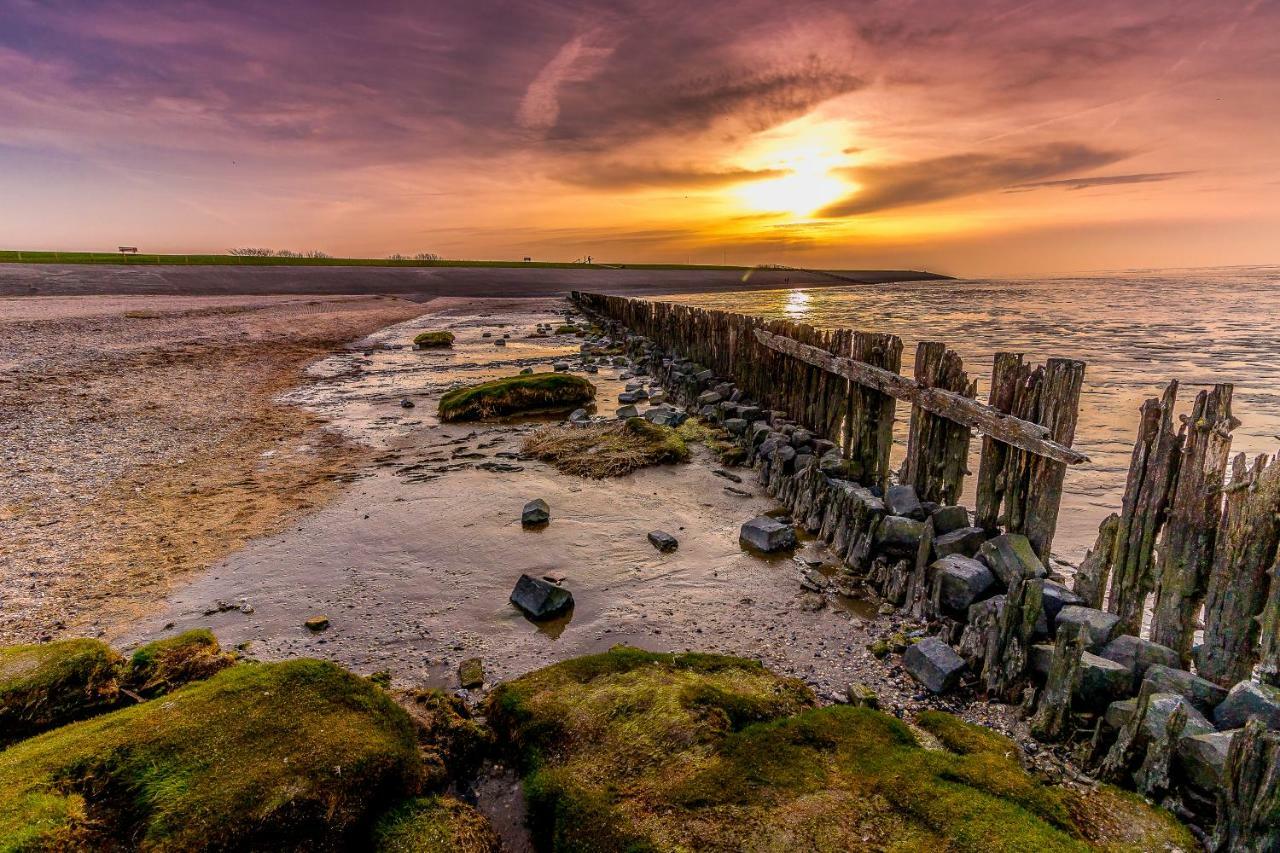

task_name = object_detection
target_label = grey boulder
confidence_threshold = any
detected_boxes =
[1213,680,1280,730]
[1054,605,1121,651]
[509,574,574,620]
[521,498,550,527]
[977,534,1047,587]
[1177,729,1239,793]
[739,516,797,552]
[1142,664,1228,714]
[885,484,926,520]
[903,637,966,694]
[647,530,679,553]
[932,526,987,559]
[1099,635,1180,691]
[1073,652,1133,709]
[931,505,970,535]
[932,555,995,614]
[874,515,925,554]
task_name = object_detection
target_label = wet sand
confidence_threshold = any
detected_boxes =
[120,296,1012,732]
[0,294,425,643]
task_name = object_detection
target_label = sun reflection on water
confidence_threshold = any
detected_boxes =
[784,289,811,318]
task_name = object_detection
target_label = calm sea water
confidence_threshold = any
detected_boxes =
[660,265,1280,563]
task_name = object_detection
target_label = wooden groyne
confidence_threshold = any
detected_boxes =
[573,290,1280,849]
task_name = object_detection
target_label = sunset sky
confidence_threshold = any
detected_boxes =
[3,0,1278,275]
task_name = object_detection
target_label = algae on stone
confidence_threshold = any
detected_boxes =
[439,373,595,422]
[0,638,121,746]
[122,628,236,698]
[484,646,1196,852]
[372,796,500,853]
[0,659,423,851]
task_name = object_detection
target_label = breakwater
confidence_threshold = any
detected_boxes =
[573,289,1280,850]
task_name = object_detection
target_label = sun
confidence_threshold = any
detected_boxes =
[732,144,852,218]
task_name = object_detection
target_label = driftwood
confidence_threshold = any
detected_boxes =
[847,330,902,489]
[1213,719,1280,852]
[1199,453,1280,687]
[1073,513,1119,610]
[902,342,975,505]
[1107,382,1184,636]
[753,329,1087,466]
[1029,623,1086,741]
[1150,384,1237,664]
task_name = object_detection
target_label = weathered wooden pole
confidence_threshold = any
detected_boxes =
[1107,382,1184,635]
[975,352,1029,531]
[1072,513,1119,610]
[1150,384,1236,664]
[1212,719,1280,852]
[1198,453,1280,687]
[902,341,975,506]
[1018,359,1086,565]
[846,331,902,489]
[1029,622,1086,741]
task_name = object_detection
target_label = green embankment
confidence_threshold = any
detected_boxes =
[0,250,744,270]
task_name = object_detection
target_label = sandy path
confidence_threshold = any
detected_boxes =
[0,294,426,642]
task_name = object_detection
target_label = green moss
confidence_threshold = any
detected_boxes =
[439,373,595,422]
[483,647,1195,852]
[522,418,688,478]
[0,639,121,746]
[123,629,236,698]
[372,796,499,852]
[413,331,455,348]
[0,659,423,850]
[554,325,578,335]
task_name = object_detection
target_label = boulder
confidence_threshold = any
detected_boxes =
[1142,664,1228,715]
[885,485,926,521]
[304,616,330,632]
[510,574,574,620]
[1039,580,1083,629]
[1029,643,1055,677]
[618,391,642,404]
[1177,729,1239,793]
[874,515,925,554]
[1054,606,1121,650]
[615,405,639,419]
[520,366,534,375]
[932,526,986,559]
[791,429,813,448]
[932,555,995,614]
[1073,652,1132,709]
[569,408,590,425]
[976,534,1047,587]
[647,530,678,553]
[458,658,485,689]
[1146,693,1216,740]
[724,417,748,435]
[643,406,686,428]
[552,361,569,372]
[521,498,550,527]
[1106,698,1138,730]
[1213,680,1280,730]
[1099,635,1180,691]
[583,364,599,374]
[400,399,415,408]
[739,516,797,552]
[931,505,970,535]
[903,638,966,694]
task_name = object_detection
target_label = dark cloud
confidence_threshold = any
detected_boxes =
[558,162,786,190]
[819,143,1128,216]
[1006,171,1193,191]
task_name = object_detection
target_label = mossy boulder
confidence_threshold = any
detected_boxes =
[0,659,424,850]
[372,796,500,852]
[438,373,595,422]
[0,639,121,746]
[485,647,1195,852]
[413,331,455,348]
[122,629,236,698]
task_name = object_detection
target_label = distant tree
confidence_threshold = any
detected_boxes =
[229,247,274,257]
[387,253,409,261]
[414,252,441,261]
[274,249,305,258]
[305,250,331,259]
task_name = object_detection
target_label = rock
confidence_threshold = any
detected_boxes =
[694,369,714,382]
[552,361,569,372]
[583,364,598,374]
[643,406,686,427]
[1073,652,1132,709]
[1144,693,1216,741]
[885,484,926,520]
[521,498,550,527]
[482,331,492,337]
[931,505,970,535]
[618,391,642,404]
[1099,635,1180,691]
[976,534,1047,587]
[724,417,748,435]
[520,366,534,375]
[1039,580,1083,629]
[697,391,723,406]
[1141,664,1228,715]
[932,526,986,559]
[458,658,484,689]
[569,408,590,425]
[399,399,415,409]
[1053,605,1121,650]
[1213,680,1280,730]
[873,515,925,554]
[304,616,330,632]
[615,405,639,419]
[1106,698,1138,730]
[1030,643,1055,677]
[847,682,880,709]
[494,339,506,347]
[739,516,797,552]
[933,555,995,614]
[903,638,966,694]
[791,429,813,448]
[647,530,678,553]
[647,390,665,404]
[509,574,574,620]
[1177,729,1239,793]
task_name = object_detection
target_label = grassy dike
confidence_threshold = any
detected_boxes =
[1,638,1193,851]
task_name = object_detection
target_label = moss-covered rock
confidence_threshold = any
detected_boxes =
[395,688,493,788]
[413,331,455,348]
[0,639,121,746]
[439,373,595,422]
[122,629,236,698]
[484,646,1195,852]
[372,796,500,852]
[0,659,423,850]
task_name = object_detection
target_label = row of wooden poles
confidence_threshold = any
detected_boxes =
[574,291,1280,690]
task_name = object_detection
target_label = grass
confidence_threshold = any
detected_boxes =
[0,250,746,271]
[413,331,455,348]
[122,629,237,699]
[438,373,595,422]
[523,417,689,477]
[0,639,121,746]
[483,647,1196,852]
[371,796,500,852]
[0,659,423,851]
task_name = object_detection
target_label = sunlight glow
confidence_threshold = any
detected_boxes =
[730,122,857,218]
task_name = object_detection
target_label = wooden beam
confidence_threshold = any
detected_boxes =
[753,328,1089,465]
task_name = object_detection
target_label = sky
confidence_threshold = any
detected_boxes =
[2,0,1278,276]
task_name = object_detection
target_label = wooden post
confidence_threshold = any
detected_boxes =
[902,341,974,506]
[1073,513,1119,610]
[1020,359,1085,565]
[1198,453,1280,687]
[975,353,1029,530]
[983,577,1044,701]
[1107,383,1184,636]
[1212,719,1280,852]
[1150,384,1236,665]
[1029,622,1086,741]
[846,331,902,489]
